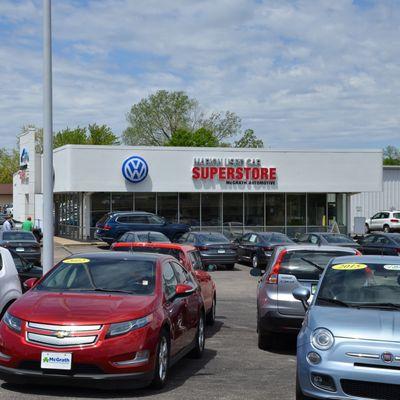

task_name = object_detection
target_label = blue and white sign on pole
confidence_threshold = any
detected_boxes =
[122,156,149,183]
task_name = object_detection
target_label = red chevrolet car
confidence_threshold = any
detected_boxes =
[0,252,205,389]
[111,242,216,325]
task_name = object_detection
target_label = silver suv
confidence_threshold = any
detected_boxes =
[365,210,400,233]
[253,245,359,350]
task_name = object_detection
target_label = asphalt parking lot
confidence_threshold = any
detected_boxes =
[0,245,296,400]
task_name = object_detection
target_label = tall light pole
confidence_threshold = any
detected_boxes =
[42,0,54,274]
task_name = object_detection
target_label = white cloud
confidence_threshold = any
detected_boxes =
[0,0,399,149]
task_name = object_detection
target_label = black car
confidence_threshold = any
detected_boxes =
[8,250,42,292]
[357,233,400,256]
[0,230,41,265]
[236,232,294,268]
[95,212,190,245]
[295,232,361,250]
[177,231,237,270]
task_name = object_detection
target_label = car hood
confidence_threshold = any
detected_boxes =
[10,290,157,325]
[310,305,400,342]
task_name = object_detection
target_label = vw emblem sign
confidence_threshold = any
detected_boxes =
[122,156,149,183]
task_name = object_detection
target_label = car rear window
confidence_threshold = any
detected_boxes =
[130,246,184,262]
[393,213,400,219]
[280,250,355,280]
[321,234,354,244]
[391,235,400,245]
[198,233,229,243]
[96,214,109,225]
[270,233,293,244]
[3,231,35,241]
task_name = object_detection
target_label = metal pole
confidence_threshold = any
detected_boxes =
[42,0,54,274]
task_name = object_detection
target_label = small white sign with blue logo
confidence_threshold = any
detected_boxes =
[122,155,149,183]
[41,352,72,370]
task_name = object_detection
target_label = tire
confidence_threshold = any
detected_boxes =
[206,296,216,325]
[383,224,391,233]
[225,264,235,270]
[150,330,170,389]
[252,254,259,269]
[258,329,280,351]
[296,373,314,400]
[190,312,205,359]
[365,223,370,234]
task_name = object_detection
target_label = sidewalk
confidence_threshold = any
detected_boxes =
[54,237,104,247]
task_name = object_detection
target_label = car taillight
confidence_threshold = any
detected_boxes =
[197,246,208,251]
[102,225,112,231]
[355,249,362,256]
[266,250,287,284]
[262,246,273,251]
[390,219,399,223]
[396,248,400,256]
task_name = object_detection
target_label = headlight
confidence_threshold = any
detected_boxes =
[312,328,334,350]
[106,314,153,338]
[3,312,22,333]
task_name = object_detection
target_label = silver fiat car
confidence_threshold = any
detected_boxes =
[295,255,400,400]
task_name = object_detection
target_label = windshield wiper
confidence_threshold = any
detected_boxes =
[316,297,350,307]
[355,302,400,310]
[91,288,134,294]
[301,257,324,271]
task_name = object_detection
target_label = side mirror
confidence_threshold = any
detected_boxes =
[293,287,311,311]
[250,267,263,277]
[23,277,38,291]
[175,284,195,297]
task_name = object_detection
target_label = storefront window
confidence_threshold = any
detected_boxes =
[111,193,133,212]
[327,193,347,229]
[201,193,222,227]
[266,194,285,226]
[223,193,244,238]
[157,193,178,223]
[135,193,156,214]
[244,193,264,226]
[287,194,306,226]
[307,194,326,228]
[55,193,82,239]
[91,192,110,228]
[179,193,200,227]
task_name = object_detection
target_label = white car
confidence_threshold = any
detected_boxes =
[365,210,400,233]
[0,247,22,317]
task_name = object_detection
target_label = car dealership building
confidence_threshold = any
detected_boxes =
[13,130,383,240]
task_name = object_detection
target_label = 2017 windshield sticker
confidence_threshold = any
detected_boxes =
[332,263,367,270]
[63,258,90,264]
[384,265,400,271]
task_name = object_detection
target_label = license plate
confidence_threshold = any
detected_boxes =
[311,284,318,295]
[16,247,24,252]
[41,352,72,370]
[218,249,226,254]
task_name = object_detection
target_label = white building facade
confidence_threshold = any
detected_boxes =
[14,130,383,240]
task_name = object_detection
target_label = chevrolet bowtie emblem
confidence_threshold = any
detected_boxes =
[55,331,70,339]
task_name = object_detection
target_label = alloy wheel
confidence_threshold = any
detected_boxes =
[198,316,205,351]
[252,255,258,269]
[158,336,168,381]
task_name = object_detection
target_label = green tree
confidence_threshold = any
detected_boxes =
[123,90,242,146]
[87,123,119,145]
[234,129,264,148]
[383,145,400,165]
[53,127,87,148]
[167,128,219,147]
[0,148,19,184]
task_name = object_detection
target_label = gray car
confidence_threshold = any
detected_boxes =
[296,232,361,251]
[253,245,359,350]
[295,255,400,400]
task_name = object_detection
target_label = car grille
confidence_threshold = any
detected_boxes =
[26,322,102,348]
[18,361,103,375]
[341,379,400,400]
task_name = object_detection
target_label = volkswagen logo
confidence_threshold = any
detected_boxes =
[55,331,70,339]
[381,352,394,363]
[122,156,149,183]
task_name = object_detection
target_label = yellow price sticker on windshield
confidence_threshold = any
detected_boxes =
[332,263,367,271]
[63,258,90,264]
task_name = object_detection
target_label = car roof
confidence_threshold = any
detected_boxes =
[308,232,347,236]
[112,211,152,216]
[278,245,357,252]
[192,231,225,235]
[119,243,196,252]
[125,231,167,235]
[61,251,171,262]
[330,255,400,264]
[366,232,400,237]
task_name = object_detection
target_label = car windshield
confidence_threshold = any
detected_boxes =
[317,261,400,307]
[136,232,170,242]
[198,233,229,243]
[38,257,156,295]
[279,250,354,280]
[269,233,293,244]
[3,231,35,241]
[321,234,354,244]
[130,247,184,262]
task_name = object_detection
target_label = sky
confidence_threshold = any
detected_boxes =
[0,0,399,150]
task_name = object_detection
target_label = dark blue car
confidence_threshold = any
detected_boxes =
[95,212,190,245]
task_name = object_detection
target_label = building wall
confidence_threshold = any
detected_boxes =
[0,194,12,207]
[350,166,400,229]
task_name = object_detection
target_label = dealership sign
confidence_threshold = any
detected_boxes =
[122,155,149,183]
[192,157,277,185]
